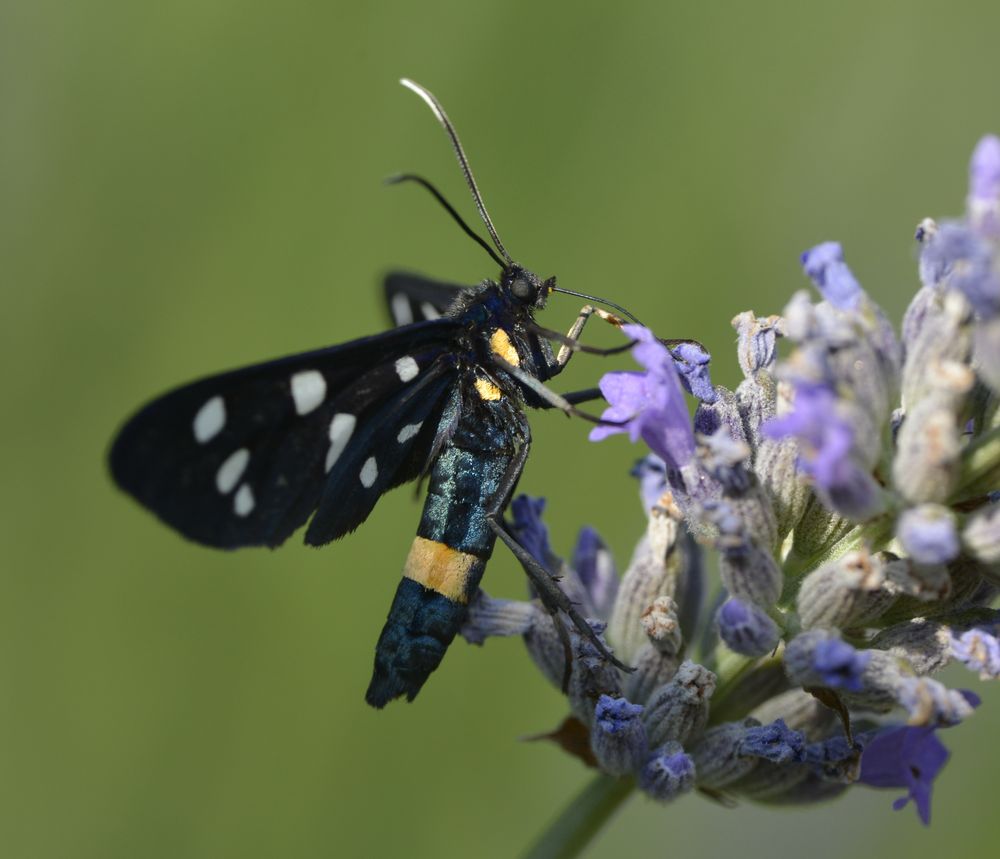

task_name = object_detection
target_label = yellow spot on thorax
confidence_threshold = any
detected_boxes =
[475,377,502,401]
[403,536,482,602]
[489,328,520,366]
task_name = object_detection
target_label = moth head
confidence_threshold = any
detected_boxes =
[504,266,552,310]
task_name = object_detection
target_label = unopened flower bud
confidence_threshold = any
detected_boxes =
[572,526,619,619]
[568,623,623,726]
[838,649,908,714]
[643,661,716,748]
[885,555,952,603]
[705,501,783,609]
[749,690,840,741]
[717,598,781,657]
[869,618,953,675]
[753,402,812,544]
[897,504,960,565]
[893,361,974,503]
[607,513,684,664]
[590,695,648,776]
[896,677,978,727]
[639,742,696,802]
[733,311,784,377]
[738,718,806,764]
[697,428,754,496]
[728,760,810,801]
[797,549,896,630]
[625,643,683,704]
[689,721,761,790]
[963,503,1000,566]
[901,287,974,411]
[523,615,569,690]
[968,134,1000,236]
[951,628,1000,679]
[784,631,871,693]
[460,591,540,645]
[641,596,683,655]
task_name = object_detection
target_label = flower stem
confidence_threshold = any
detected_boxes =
[954,424,1000,502]
[522,773,634,859]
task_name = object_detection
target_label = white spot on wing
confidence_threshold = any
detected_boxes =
[290,370,326,415]
[360,456,378,488]
[391,293,413,325]
[420,302,441,320]
[326,413,356,472]
[193,396,225,444]
[395,356,419,382]
[397,422,422,443]
[233,483,255,516]
[216,448,250,494]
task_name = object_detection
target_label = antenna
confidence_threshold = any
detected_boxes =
[551,285,644,325]
[385,173,506,269]
[401,78,513,265]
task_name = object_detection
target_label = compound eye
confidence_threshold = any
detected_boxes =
[511,277,536,303]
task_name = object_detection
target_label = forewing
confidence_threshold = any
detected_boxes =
[109,320,462,549]
[383,271,465,326]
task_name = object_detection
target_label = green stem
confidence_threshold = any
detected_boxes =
[954,424,1000,502]
[522,773,634,859]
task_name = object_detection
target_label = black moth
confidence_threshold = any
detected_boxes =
[110,79,637,707]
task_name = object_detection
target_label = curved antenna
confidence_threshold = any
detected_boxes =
[385,173,506,269]
[551,285,644,325]
[400,78,513,265]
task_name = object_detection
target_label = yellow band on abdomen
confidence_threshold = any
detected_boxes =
[403,536,482,603]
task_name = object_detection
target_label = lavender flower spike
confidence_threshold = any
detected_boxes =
[590,325,696,470]
[801,242,864,311]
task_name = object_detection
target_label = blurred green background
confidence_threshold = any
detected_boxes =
[4,1,1000,857]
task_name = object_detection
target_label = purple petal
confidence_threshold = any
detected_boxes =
[859,726,949,825]
[801,242,864,311]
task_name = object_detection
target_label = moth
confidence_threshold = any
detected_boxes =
[110,79,639,707]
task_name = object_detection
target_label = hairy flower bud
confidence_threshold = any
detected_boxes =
[897,504,960,565]
[717,598,781,657]
[893,361,974,503]
[640,742,696,802]
[797,548,896,630]
[749,690,840,741]
[625,643,683,704]
[689,720,761,789]
[606,512,684,663]
[590,695,648,776]
[963,503,1000,565]
[901,288,974,411]
[643,661,716,748]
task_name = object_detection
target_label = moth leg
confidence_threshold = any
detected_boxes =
[485,440,633,677]
[553,305,627,371]
[528,322,634,359]
[492,356,623,426]
[556,387,603,408]
[540,305,709,374]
